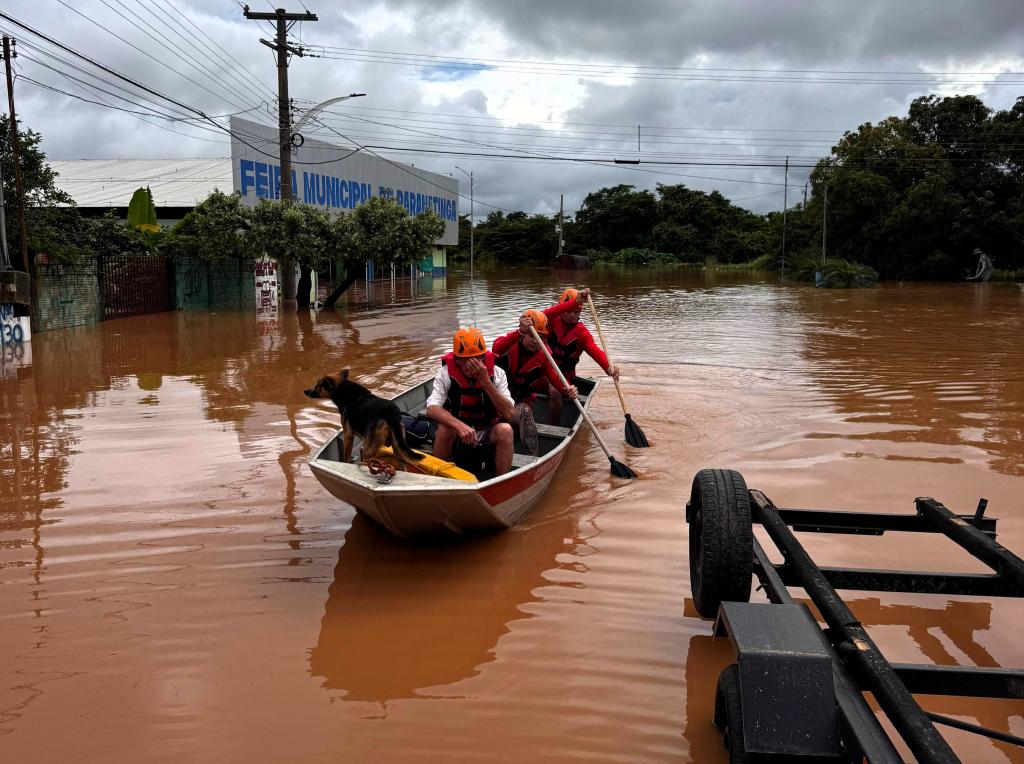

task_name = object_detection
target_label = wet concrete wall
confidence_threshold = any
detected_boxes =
[33,255,258,330]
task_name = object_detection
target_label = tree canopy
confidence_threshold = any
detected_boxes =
[788,94,1024,279]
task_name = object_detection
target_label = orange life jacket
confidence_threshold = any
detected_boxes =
[441,352,500,428]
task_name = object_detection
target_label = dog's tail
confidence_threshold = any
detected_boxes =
[388,410,425,461]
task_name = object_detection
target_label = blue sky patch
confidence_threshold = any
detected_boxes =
[418,63,495,82]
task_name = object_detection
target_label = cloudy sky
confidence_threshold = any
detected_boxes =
[2,0,1023,217]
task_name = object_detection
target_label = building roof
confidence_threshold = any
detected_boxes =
[49,158,232,208]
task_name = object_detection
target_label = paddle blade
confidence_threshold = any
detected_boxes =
[608,455,638,479]
[624,414,650,448]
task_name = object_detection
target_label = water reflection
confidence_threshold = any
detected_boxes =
[851,596,1022,761]
[309,509,580,703]
[2,270,1023,761]
[796,284,1024,477]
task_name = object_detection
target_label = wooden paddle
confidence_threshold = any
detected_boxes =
[585,295,650,448]
[528,326,637,479]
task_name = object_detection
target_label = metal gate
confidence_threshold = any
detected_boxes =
[101,254,173,319]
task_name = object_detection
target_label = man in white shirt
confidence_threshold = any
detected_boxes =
[426,326,516,476]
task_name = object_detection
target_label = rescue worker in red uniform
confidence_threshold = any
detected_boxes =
[492,309,578,455]
[543,287,620,425]
[426,326,516,476]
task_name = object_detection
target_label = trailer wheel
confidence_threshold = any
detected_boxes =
[714,664,751,764]
[688,468,752,618]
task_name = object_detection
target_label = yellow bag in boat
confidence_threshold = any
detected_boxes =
[372,447,478,483]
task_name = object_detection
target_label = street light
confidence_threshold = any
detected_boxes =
[454,166,476,286]
[291,93,366,143]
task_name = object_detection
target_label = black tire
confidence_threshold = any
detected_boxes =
[688,468,753,618]
[714,664,751,764]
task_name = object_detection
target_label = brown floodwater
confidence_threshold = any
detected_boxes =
[2,267,1023,762]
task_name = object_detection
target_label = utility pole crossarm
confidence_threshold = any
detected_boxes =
[243,8,318,22]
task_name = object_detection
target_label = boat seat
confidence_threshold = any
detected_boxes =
[535,423,571,439]
[511,453,539,469]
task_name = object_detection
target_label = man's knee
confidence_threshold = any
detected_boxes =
[491,422,513,445]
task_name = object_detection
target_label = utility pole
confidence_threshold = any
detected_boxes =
[781,155,789,281]
[242,6,317,203]
[243,6,316,304]
[469,170,474,284]
[822,182,828,266]
[3,36,29,273]
[557,194,564,258]
[803,181,808,208]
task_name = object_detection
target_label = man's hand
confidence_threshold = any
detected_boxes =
[565,385,579,400]
[518,314,534,334]
[607,363,620,381]
[575,287,591,305]
[463,356,489,382]
[455,421,477,445]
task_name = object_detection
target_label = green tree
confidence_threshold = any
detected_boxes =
[1,114,76,264]
[164,190,250,261]
[323,196,444,306]
[574,184,657,252]
[474,210,558,263]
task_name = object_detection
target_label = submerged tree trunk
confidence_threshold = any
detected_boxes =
[280,261,298,305]
[296,264,312,308]
[323,269,360,308]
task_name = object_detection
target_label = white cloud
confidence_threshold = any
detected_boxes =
[3,0,1022,216]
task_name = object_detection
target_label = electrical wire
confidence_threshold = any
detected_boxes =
[52,0,255,112]
[307,47,1024,86]
[306,43,1024,78]
[129,0,272,109]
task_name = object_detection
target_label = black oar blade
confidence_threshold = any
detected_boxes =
[624,414,650,448]
[608,455,638,479]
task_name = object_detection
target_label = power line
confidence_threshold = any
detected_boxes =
[307,117,515,213]
[129,0,272,109]
[52,0,254,112]
[306,43,1024,78]
[306,46,1024,86]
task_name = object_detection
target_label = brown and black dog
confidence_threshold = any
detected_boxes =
[304,370,425,464]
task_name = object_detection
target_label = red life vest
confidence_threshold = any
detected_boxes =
[441,352,500,427]
[495,338,548,403]
[547,319,588,380]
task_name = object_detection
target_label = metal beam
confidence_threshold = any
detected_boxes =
[775,507,996,537]
[916,497,1024,591]
[773,564,1020,597]
[751,491,960,763]
[893,663,1024,699]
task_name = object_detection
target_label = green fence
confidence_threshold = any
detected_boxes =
[34,255,258,332]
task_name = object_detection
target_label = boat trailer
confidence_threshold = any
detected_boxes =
[685,468,1024,763]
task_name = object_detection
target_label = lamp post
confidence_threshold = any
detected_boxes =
[454,166,475,285]
[291,93,366,140]
[293,93,365,308]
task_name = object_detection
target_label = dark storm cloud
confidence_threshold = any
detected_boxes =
[380,0,1024,66]
[4,0,1022,216]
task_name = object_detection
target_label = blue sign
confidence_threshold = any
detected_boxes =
[238,159,457,221]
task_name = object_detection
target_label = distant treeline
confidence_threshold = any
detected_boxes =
[450,94,1024,281]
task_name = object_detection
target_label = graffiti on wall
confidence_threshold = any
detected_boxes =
[255,258,279,314]
[254,257,279,336]
[0,303,32,380]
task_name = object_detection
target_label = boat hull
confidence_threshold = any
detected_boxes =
[308,377,598,538]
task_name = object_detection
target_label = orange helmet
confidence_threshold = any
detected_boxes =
[520,309,549,335]
[453,326,487,357]
[559,288,580,304]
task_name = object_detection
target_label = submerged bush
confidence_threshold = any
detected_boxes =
[790,255,880,288]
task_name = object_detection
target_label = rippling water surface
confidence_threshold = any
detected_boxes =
[2,267,1023,761]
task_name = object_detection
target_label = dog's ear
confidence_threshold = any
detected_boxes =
[340,369,350,381]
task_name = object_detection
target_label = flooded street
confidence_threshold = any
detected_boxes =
[2,268,1023,762]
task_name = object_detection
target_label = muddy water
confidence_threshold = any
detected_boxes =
[2,268,1023,762]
